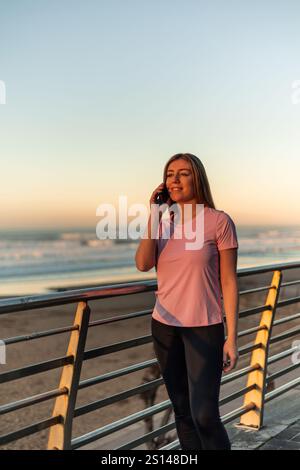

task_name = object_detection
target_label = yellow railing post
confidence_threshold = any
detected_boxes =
[47,301,90,450]
[238,270,282,429]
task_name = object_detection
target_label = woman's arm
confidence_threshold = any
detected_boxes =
[135,213,159,272]
[219,248,239,371]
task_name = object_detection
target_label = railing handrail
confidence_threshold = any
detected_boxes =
[1,260,300,315]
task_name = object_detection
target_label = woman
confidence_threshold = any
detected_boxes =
[135,153,239,450]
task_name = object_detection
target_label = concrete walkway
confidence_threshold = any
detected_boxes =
[229,386,300,450]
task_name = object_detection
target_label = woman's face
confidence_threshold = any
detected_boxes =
[165,159,195,203]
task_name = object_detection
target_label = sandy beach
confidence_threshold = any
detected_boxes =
[1,267,300,450]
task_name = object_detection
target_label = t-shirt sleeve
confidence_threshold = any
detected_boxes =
[216,211,239,250]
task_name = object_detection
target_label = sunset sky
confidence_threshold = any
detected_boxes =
[1,0,300,229]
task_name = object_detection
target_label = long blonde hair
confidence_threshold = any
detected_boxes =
[163,153,216,209]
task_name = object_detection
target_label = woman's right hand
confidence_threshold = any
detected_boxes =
[149,183,171,208]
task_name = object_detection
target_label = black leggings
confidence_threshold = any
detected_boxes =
[151,317,231,450]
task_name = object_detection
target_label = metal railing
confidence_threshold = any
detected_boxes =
[0,261,300,449]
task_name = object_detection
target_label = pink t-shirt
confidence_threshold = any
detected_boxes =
[152,206,239,327]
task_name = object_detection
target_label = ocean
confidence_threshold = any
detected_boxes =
[0,225,300,297]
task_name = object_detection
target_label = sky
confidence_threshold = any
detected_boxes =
[0,0,300,229]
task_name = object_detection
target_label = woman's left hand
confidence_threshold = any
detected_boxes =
[223,338,239,372]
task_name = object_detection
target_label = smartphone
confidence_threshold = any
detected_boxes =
[155,185,169,205]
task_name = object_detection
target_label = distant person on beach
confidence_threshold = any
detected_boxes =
[135,153,239,450]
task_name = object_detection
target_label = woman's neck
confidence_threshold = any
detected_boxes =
[174,201,206,224]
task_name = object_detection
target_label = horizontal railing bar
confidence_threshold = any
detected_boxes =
[239,304,272,318]
[221,364,261,385]
[272,312,300,327]
[116,421,177,450]
[239,285,275,296]
[236,261,298,277]
[160,402,257,450]
[3,325,79,345]
[78,359,158,390]
[3,310,153,346]
[219,384,257,406]
[0,415,62,446]
[88,309,152,328]
[71,400,172,449]
[1,261,300,315]
[237,295,300,322]
[266,361,300,382]
[74,378,164,417]
[239,343,263,356]
[237,325,268,338]
[0,279,158,315]
[265,377,300,403]
[0,355,74,384]
[277,296,300,309]
[0,387,68,416]
[267,346,299,365]
[269,326,300,345]
[280,279,300,288]
[84,335,152,361]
